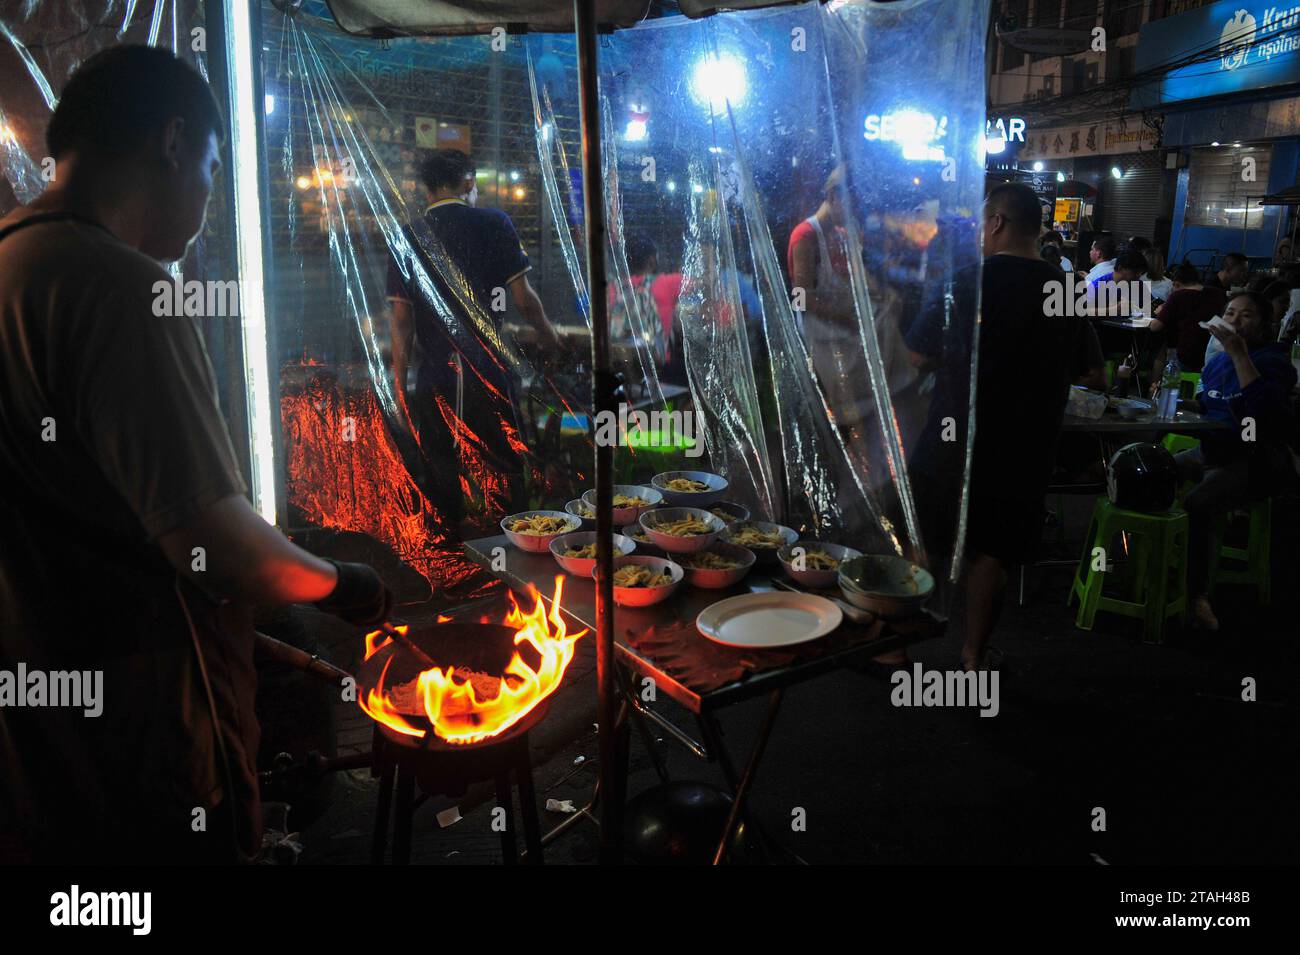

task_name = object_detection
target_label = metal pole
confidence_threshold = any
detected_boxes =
[574,0,620,865]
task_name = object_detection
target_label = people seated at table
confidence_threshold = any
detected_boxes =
[907,183,1090,671]
[1174,291,1299,630]
[1086,250,1148,316]
[1085,234,1117,287]
[1148,264,1226,377]
[1204,251,1249,292]
[1144,247,1173,304]
[1039,229,1074,273]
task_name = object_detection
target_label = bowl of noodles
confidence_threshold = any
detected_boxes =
[594,555,684,607]
[651,470,728,507]
[707,501,750,525]
[500,510,581,552]
[550,531,635,576]
[639,507,726,554]
[676,542,756,589]
[581,484,663,525]
[622,523,664,555]
[777,541,864,589]
[720,520,799,564]
[565,498,596,530]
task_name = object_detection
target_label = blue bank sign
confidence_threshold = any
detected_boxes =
[1132,3,1300,107]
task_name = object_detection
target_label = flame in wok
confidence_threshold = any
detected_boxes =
[359,576,586,745]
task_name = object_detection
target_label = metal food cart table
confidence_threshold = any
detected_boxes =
[464,535,943,863]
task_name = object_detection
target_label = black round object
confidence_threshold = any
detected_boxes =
[623,781,746,865]
[1107,442,1178,513]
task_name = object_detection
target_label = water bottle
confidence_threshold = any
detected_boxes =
[1156,352,1180,421]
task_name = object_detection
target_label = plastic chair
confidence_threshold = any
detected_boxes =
[1069,497,1189,643]
[1208,498,1272,606]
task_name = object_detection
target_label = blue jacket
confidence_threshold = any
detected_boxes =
[1197,342,1298,465]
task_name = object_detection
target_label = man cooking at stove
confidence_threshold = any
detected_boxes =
[387,149,563,533]
[0,46,391,864]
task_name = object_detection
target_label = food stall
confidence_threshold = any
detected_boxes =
[0,0,988,863]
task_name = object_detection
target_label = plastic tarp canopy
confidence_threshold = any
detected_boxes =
[1,0,988,613]
[259,0,987,611]
[322,0,657,36]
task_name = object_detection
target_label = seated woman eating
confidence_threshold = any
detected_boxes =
[1174,291,1299,630]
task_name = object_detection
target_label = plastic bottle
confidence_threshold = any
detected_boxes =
[1156,352,1181,421]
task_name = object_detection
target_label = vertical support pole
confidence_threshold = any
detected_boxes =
[573,0,620,865]
[221,0,281,526]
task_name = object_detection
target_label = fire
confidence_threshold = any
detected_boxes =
[359,576,586,745]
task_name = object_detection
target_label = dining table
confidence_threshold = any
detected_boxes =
[462,533,944,863]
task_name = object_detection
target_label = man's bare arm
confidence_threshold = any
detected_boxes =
[157,495,337,604]
[510,274,561,349]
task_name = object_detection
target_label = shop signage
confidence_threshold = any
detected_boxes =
[1019,117,1160,160]
[1132,1,1300,107]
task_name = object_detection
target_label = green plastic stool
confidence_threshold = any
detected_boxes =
[1208,498,1272,606]
[1162,433,1199,456]
[1069,498,1189,643]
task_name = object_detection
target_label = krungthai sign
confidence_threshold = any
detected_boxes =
[1131,1,1300,108]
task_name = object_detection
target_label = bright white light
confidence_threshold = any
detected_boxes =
[541,122,553,142]
[1211,140,1221,147]
[1032,161,1043,171]
[264,94,275,115]
[867,109,947,161]
[984,137,1006,155]
[1111,166,1123,179]
[624,118,647,142]
[690,54,747,114]
[509,170,521,182]
[225,1,278,524]
[1056,171,1066,182]
[666,181,677,192]
[692,183,704,194]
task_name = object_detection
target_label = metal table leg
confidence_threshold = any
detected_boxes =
[709,689,785,866]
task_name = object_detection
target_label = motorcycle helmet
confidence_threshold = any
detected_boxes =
[1107,442,1178,513]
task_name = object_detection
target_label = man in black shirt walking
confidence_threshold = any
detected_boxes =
[909,183,1087,670]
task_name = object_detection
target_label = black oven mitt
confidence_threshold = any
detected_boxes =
[315,560,392,627]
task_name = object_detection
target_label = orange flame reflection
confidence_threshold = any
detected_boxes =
[359,577,586,745]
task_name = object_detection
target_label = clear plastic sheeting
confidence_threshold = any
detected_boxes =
[0,0,250,471]
[591,0,987,593]
[264,0,986,610]
[0,1,190,209]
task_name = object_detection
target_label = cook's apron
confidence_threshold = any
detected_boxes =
[0,212,260,863]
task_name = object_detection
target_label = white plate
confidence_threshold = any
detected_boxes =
[696,592,842,649]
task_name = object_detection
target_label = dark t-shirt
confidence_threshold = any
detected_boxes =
[0,209,254,861]
[386,198,530,359]
[908,254,1084,498]
[1154,286,1226,371]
